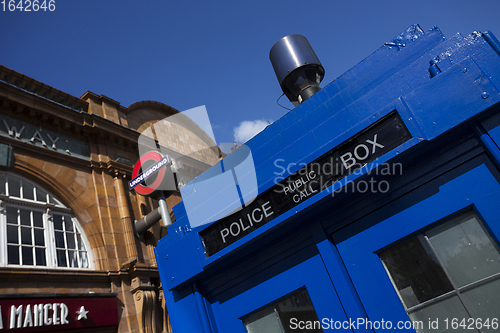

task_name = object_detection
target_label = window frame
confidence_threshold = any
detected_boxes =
[380,209,500,319]
[0,172,94,270]
[3,204,51,267]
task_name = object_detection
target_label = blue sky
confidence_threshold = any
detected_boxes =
[2,0,500,149]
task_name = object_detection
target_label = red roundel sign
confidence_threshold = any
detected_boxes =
[130,151,169,196]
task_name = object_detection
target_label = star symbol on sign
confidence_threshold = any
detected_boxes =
[76,306,89,320]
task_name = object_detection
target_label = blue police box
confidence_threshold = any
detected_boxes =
[155,25,500,332]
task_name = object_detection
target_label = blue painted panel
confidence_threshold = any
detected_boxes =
[244,129,268,151]
[310,114,344,148]
[326,25,443,105]
[471,35,500,92]
[156,231,205,290]
[404,58,500,140]
[161,284,206,333]
[284,108,302,127]
[325,92,349,114]
[250,131,285,168]
[309,221,370,329]
[253,143,297,187]
[296,92,321,115]
[285,131,319,168]
[155,247,206,332]
[335,163,500,329]
[209,254,350,333]
[482,112,500,148]
[276,116,291,132]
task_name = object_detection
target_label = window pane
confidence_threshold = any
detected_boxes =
[33,211,43,227]
[427,212,500,288]
[22,181,35,200]
[68,251,78,268]
[67,234,76,249]
[8,245,19,264]
[409,296,470,333]
[20,209,31,226]
[79,252,89,268]
[57,249,67,267]
[55,231,65,248]
[22,246,33,265]
[245,308,283,333]
[243,289,323,333]
[35,247,46,266]
[77,233,85,250]
[277,289,323,333]
[53,214,63,230]
[8,175,20,197]
[6,206,18,224]
[36,187,47,203]
[21,227,32,245]
[64,217,74,232]
[7,225,18,244]
[34,228,45,246]
[380,235,454,308]
[461,278,500,332]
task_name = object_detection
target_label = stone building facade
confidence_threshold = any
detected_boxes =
[0,64,220,332]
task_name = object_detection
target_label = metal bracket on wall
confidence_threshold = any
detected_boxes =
[134,192,172,238]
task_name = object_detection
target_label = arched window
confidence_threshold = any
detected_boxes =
[0,172,94,269]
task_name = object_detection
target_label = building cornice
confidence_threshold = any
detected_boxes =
[0,65,88,112]
[0,267,111,282]
[80,90,128,114]
[0,82,141,149]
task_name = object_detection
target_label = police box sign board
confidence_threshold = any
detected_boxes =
[199,112,411,256]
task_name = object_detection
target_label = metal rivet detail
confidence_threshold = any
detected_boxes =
[482,92,489,99]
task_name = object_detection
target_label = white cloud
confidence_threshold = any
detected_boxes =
[233,120,269,143]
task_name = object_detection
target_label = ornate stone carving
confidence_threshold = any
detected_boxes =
[133,289,159,333]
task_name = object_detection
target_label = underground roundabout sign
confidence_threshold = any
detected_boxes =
[129,151,172,196]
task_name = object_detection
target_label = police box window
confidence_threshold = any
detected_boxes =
[243,288,323,333]
[380,210,500,333]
